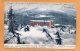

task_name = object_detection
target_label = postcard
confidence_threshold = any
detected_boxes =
[4,2,76,49]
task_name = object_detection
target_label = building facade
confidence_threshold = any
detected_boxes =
[30,20,54,27]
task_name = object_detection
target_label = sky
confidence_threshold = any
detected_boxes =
[5,2,76,12]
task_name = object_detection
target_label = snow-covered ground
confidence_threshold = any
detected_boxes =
[4,24,76,45]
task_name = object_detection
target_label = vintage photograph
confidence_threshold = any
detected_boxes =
[4,2,76,49]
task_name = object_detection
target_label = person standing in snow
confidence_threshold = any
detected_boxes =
[27,26,30,31]
[24,25,30,32]
[16,33,21,44]
[55,31,62,45]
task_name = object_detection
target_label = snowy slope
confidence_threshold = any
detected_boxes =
[4,25,76,45]
[16,26,47,39]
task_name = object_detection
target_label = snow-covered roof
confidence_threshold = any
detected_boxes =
[30,20,53,22]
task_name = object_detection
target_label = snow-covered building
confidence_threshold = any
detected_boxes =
[30,20,54,27]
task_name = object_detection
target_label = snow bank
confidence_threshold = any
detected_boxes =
[4,24,76,45]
